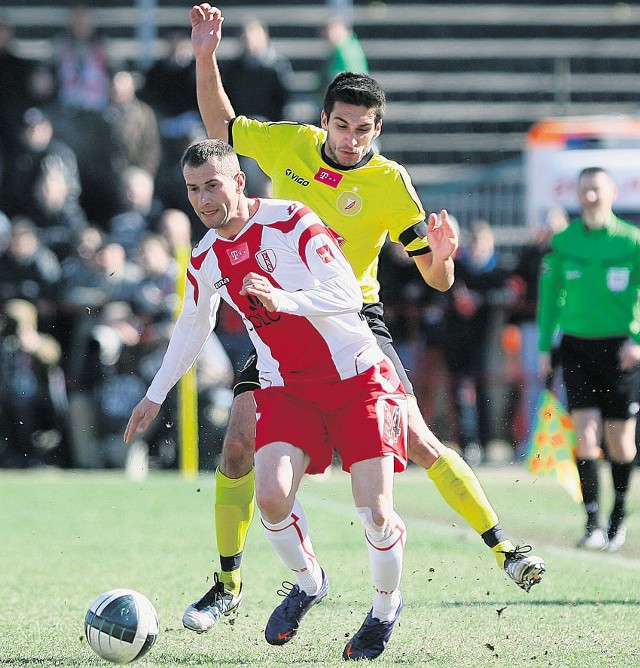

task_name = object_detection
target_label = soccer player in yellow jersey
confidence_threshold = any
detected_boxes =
[176,4,546,632]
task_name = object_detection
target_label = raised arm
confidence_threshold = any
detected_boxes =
[190,4,235,140]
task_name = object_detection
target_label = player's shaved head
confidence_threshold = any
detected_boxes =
[181,139,241,177]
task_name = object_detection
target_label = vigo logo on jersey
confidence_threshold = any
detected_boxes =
[336,189,363,216]
[244,294,281,331]
[256,248,277,273]
[285,168,310,187]
[227,242,250,265]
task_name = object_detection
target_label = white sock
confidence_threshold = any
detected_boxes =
[358,508,406,621]
[261,498,323,595]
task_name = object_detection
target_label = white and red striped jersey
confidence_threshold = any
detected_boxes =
[147,198,384,403]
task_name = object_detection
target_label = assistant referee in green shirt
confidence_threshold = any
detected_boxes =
[538,166,640,552]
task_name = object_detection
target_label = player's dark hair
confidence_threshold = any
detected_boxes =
[578,166,610,181]
[323,72,386,124]
[181,139,240,177]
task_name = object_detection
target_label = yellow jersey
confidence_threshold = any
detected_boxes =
[230,115,428,304]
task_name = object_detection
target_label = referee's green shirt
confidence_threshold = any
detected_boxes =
[537,214,640,352]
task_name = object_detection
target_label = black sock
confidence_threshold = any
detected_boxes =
[577,459,600,531]
[481,524,509,549]
[609,461,633,537]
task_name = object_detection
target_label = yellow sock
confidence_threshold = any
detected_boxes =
[427,449,517,568]
[215,467,255,594]
[427,448,499,535]
[491,540,517,569]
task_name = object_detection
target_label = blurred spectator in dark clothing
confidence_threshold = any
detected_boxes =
[27,160,88,261]
[52,4,111,112]
[0,17,35,164]
[75,72,162,228]
[139,31,199,131]
[222,19,292,123]
[378,240,421,363]
[56,225,104,359]
[108,166,163,259]
[220,18,292,196]
[1,107,82,221]
[59,225,105,307]
[66,300,147,468]
[23,63,78,157]
[0,298,68,468]
[59,233,141,317]
[103,70,161,181]
[0,217,62,332]
[60,237,142,389]
[133,232,180,327]
[73,238,142,307]
[443,220,522,465]
[511,207,569,454]
[0,209,10,255]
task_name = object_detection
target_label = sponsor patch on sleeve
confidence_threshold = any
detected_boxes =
[316,244,335,263]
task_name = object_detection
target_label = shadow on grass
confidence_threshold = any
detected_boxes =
[445,598,640,607]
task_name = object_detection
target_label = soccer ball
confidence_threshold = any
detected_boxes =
[84,589,159,664]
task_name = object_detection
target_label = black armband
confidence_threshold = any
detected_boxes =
[407,246,432,257]
[400,220,430,256]
[399,220,428,247]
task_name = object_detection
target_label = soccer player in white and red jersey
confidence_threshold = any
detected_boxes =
[179,2,546,623]
[125,140,408,659]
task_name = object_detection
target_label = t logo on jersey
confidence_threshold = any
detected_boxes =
[314,167,343,188]
[256,248,277,273]
[227,242,249,265]
[316,244,335,264]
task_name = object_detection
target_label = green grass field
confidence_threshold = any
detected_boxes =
[1,464,639,667]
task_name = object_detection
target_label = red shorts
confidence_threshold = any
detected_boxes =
[254,359,408,475]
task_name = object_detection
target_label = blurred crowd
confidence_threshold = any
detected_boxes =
[0,8,253,470]
[0,7,565,470]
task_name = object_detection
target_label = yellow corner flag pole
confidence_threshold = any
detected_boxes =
[175,244,199,478]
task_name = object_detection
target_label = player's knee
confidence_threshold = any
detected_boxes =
[407,429,443,468]
[356,505,395,540]
[220,429,255,478]
[255,485,289,523]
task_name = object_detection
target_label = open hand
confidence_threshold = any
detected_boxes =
[427,209,458,262]
[190,4,224,58]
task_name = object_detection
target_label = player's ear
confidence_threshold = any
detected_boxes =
[372,119,382,140]
[236,171,247,193]
[320,110,328,130]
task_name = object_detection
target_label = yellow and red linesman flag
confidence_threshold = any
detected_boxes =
[525,389,583,503]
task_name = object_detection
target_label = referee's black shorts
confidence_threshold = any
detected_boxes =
[232,302,415,398]
[560,334,640,420]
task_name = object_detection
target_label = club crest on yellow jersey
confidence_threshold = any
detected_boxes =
[337,189,363,216]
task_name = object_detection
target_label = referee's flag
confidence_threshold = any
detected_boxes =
[525,389,582,503]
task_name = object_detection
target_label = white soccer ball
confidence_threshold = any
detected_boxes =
[84,589,159,664]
